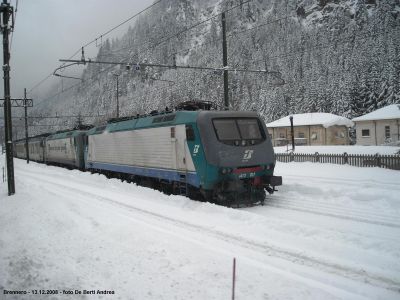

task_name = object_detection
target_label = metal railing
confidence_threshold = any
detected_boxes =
[275,152,400,170]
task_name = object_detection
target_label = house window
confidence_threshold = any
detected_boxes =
[385,126,390,139]
[279,133,285,139]
[298,132,305,138]
[311,132,318,140]
[361,129,370,137]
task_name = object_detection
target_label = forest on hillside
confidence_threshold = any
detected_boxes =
[21,0,400,136]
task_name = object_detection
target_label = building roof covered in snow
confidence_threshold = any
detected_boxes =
[266,113,354,128]
[352,104,400,122]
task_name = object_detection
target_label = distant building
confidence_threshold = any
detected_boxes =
[266,113,354,147]
[352,104,400,146]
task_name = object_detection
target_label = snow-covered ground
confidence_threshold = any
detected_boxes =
[1,156,400,299]
[274,145,400,155]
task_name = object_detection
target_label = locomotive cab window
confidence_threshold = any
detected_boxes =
[186,125,195,141]
[213,118,265,146]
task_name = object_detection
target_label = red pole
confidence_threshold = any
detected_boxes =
[232,257,236,300]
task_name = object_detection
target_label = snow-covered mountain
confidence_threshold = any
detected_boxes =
[22,0,400,136]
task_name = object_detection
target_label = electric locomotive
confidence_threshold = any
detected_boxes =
[85,105,281,206]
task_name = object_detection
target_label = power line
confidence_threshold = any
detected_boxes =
[68,0,163,62]
[55,1,261,86]
[105,0,254,66]
[44,56,279,106]
[28,0,162,94]
[170,14,290,59]
[135,0,254,59]
[30,0,255,100]
[95,25,215,60]
[28,73,53,94]
[60,58,282,78]
[36,0,283,107]
[37,63,119,105]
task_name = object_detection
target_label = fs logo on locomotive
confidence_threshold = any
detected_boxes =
[243,149,254,160]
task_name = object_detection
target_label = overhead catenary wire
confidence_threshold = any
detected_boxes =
[37,64,117,105]
[97,0,255,61]
[100,12,289,63]
[34,0,291,116]
[31,0,255,102]
[27,0,163,94]
[39,0,258,104]
[170,14,290,59]
[131,0,254,62]
[110,0,255,67]
[39,11,395,112]
[67,0,163,62]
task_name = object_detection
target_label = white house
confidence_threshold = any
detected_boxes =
[266,113,354,146]
[352,104,400,146]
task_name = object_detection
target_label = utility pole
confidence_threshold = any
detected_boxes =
[0,96,33,164]
[24,88,29,163]
[289,115,295,152]
[113,72,120,118]
[221,11,229,110]
[0,0,15,195]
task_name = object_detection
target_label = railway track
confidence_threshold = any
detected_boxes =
[265,195,400,229]
[282,174,400,190]
[17,167,400,294]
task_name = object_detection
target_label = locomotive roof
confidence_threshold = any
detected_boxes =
[86,111,199,135]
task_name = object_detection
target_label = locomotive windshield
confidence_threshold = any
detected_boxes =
[213,119,241,140]
[213,118,265,145]
[237,119,263,139]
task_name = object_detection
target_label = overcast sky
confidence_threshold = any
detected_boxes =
[1,0,154,99]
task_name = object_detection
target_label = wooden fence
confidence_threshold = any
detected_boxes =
[275,152,400,170]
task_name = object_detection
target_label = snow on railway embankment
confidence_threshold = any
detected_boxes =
[0,157,400,299]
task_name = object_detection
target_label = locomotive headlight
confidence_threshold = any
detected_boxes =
[220,168,232,175]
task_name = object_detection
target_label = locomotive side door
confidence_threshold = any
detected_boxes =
[174,125,187,171]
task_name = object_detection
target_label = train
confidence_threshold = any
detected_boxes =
[13,104,282,206]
